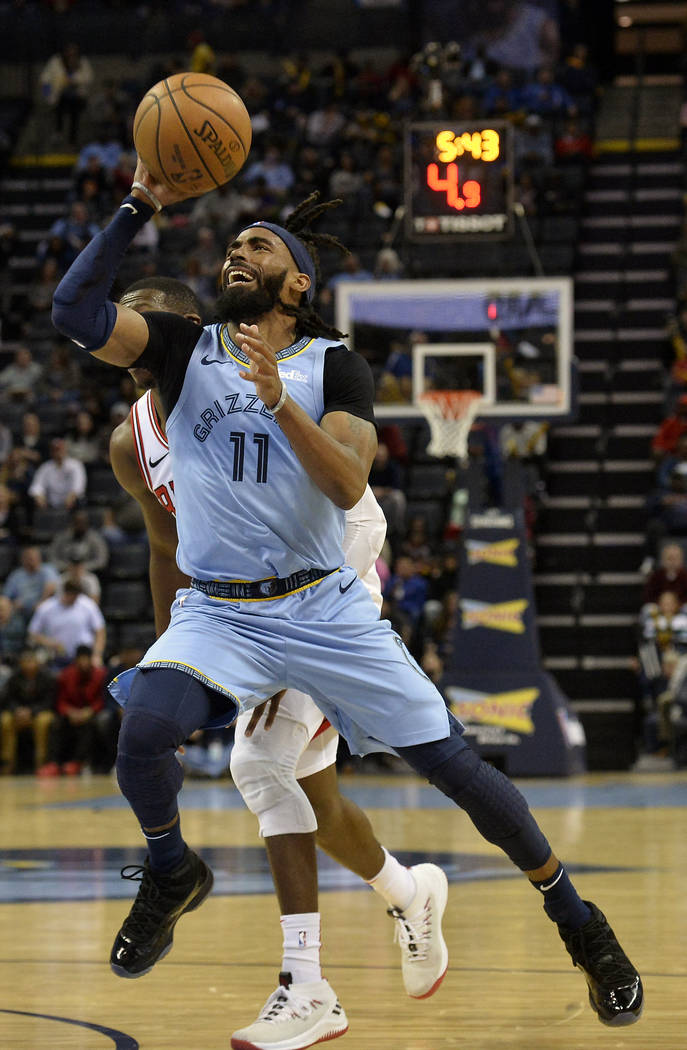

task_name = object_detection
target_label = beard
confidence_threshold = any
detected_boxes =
[214,269,288,324]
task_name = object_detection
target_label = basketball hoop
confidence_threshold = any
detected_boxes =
[417,390,482,462]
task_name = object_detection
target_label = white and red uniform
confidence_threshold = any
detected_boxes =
[131,390,175,516]
[132,389,387,836]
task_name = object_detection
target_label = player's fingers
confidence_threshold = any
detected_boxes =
[264,689,286,730]
[244,701,268,737]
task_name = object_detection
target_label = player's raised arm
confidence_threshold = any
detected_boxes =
[51,161,187,367]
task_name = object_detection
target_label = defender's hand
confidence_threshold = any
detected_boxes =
[244,690,286,737]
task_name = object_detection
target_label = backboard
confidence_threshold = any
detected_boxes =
[335,277,574,422]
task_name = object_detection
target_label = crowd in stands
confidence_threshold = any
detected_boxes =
[638,184,687,768]
[0,27,599,775]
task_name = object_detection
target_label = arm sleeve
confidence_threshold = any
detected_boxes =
[322,345,377,425]
[51,196,155,351]
[135,312,205,417]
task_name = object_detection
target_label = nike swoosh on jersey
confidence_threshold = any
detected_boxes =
[201,355,229,366]
[339,576,356,594]
[148,453,169,468]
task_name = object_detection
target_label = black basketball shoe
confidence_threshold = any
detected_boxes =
[558,900,643,1025]
[110,847,213,978]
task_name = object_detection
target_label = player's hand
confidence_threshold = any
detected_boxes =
[236,324,284,410]
[244,690,286,737]
[130,157,189,209]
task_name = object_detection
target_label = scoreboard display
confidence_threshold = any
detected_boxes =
[404,121,514,241]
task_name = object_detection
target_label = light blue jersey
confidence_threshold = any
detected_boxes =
[110,319,453,755]
[167,325,345,581]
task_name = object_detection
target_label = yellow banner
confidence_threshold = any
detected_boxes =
[451,688,539,734]
[461,598,528,633]
[466,537,519,567]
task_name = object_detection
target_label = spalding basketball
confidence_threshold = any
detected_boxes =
[133,72,252,197]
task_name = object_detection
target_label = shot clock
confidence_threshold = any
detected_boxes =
[404,121,514,240]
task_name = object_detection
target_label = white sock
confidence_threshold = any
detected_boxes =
[280,912,322,984]
[366,847,417,912]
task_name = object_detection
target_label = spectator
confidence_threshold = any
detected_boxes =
[60,557,101,603]
[188,30,216,75]
[0,346,42,403]
[44,202,100,269]
[328,151,366,199]
[657,432,687,492]
[42,343,82,399]
[0,420,12,468]
[66,410,101,465]
[76,124,126,174]
[0,595,26,687]
[326,252,373,292]
[647,461,687,555]
[0,483,22,543]
[27,258,61,315]
[48,508,109,572]
[368,441,407,546]
[420,640,444,686]
[401,516,432,562]
[651,395,687,459]
[374,246,404,281]
[520,66,574,118]
[3,546,60,622]
[514,114,554,172]
[39,41,94,146]
[40,645,106,777]
[385,554,429,626]
[305,100,347,147]
[467,0,560,73]
[188,182,253,241]
[554,118,593,163]
[2,450,34,531]
[639,590,687,654]
[560,43,598,110]
[14,413,46,470]
[243,145,295,197]
[28,437,87,510]
[0,649,56,773]
[644,543,687,605]
[483,68,522,117]
[27,580,105,667]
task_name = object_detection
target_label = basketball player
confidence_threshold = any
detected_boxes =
[109,275,449,1027]
[52,165,643,1047]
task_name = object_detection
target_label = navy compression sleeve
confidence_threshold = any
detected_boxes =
[51,195,155,351]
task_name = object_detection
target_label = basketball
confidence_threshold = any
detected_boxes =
[133,72,252,197]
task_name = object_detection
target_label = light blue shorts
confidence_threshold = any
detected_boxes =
[109,567,451,756]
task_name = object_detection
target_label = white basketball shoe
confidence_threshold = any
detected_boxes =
[388,863,449,998]
[230,971,348,1050]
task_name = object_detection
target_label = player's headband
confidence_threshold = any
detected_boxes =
[244,221,316,303]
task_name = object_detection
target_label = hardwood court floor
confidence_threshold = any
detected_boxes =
[1,770,686,1049]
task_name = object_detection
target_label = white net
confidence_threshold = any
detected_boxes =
[417,390,482,462]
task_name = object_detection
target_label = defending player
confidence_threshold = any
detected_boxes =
[109,276,449,1044]
[53,167,643,1048]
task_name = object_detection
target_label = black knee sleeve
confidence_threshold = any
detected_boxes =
[449,760,551,871]
[399,722,551,871]
[116,708,185,828]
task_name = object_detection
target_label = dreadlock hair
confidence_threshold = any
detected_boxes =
[278,192,350,341]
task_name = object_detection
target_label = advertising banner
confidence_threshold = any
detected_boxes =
[442,508,585,775]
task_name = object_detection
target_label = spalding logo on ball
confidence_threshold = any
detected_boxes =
[133,72,252,196]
